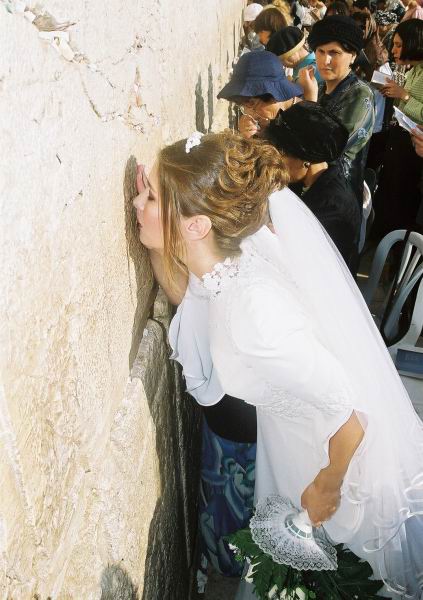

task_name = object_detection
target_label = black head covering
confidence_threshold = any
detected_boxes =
[265,101,349,163]
[308,15,364,52]
[266,26,305,57]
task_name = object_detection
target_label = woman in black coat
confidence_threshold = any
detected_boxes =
[265,101,361,273]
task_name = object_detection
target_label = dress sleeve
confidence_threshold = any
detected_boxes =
[229,281,354,416]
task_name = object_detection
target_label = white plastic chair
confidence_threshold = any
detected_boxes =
[362,229,423,347]
[358,180,373,254]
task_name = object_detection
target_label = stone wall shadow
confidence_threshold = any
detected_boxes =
[122,159,202,599]
[195,75,206,134]
[207,64,214,132]
[139,318,202,600]
[123,156,157,370]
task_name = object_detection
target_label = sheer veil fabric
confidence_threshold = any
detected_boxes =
[268,188,423,597]
[169,187,423,597]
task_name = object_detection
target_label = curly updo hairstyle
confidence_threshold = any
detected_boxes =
[158,131,289,287]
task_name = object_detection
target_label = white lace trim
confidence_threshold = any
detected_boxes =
[251,495,338,571]
[201,257,240,298]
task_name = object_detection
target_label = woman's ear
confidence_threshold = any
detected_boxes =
[181,215,213,241]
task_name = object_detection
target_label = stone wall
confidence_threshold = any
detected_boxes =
[0,1,243,598]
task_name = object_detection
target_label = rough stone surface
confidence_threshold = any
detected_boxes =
[0,1,242,598]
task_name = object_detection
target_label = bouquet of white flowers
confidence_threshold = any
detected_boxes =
[228,527,387,600]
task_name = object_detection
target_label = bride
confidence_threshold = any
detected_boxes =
[134,131,423,599]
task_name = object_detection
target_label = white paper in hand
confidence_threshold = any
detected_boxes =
[394,106,418,133]
[371,70,390,85]
[379,62,393,76]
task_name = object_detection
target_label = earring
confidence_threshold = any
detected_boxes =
[304,162,311,168]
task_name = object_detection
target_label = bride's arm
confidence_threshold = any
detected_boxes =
[301,412,364,526]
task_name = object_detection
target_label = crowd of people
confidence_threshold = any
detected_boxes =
[133,3,423,599]
[240,0,423,238]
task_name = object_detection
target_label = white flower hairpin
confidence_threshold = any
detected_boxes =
[185,131,204,153]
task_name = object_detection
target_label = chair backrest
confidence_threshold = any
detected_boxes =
[362,229,423,346]
[358,180,373,254]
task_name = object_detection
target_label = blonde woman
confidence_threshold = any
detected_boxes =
[267,0,293,24]
[134,131,423,599]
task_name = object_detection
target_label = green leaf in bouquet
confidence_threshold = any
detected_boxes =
[272,562,289,590]
[227,529,389,600]
[252,553,275,599]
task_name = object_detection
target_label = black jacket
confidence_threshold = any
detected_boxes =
[290,161,361,273]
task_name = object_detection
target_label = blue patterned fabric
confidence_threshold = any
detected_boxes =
[198,418,256,577]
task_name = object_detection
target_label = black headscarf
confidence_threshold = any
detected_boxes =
[265,101,349,163]
[308,15,364,52]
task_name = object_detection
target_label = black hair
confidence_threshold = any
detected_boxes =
[395,19,423,61]
[353,0,372,9]
[315,40,357,53]
[230,93,275,104]
[326,1,350,15]
[253,8,288,34]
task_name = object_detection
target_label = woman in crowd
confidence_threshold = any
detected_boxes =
[294,0,327,29]
[373,18,423,234]
[402,0,423,20]
[267,0,293,25]
[217,50,303,139]
[264,102,361,271]
[252,7,289,45]
[376,0,406,19]
[365,10,404,169]
[135,131,423,599]
[326,0,351,16]
[299,15,375,204]
[375,8,399,50]
[242,3,264,51]
[266,26,323,82]
[351,11,389,79]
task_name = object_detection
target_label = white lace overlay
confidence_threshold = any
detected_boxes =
[250,495,338,571]
[257,384,352,419]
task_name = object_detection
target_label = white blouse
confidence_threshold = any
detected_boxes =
[169,273,225,406]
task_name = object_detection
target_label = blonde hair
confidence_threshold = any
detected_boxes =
[268,0,293,24]
[158,132,288,287]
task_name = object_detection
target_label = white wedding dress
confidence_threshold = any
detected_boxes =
[169,189,423,599]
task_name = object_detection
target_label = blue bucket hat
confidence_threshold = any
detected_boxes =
[217,51,303,102]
